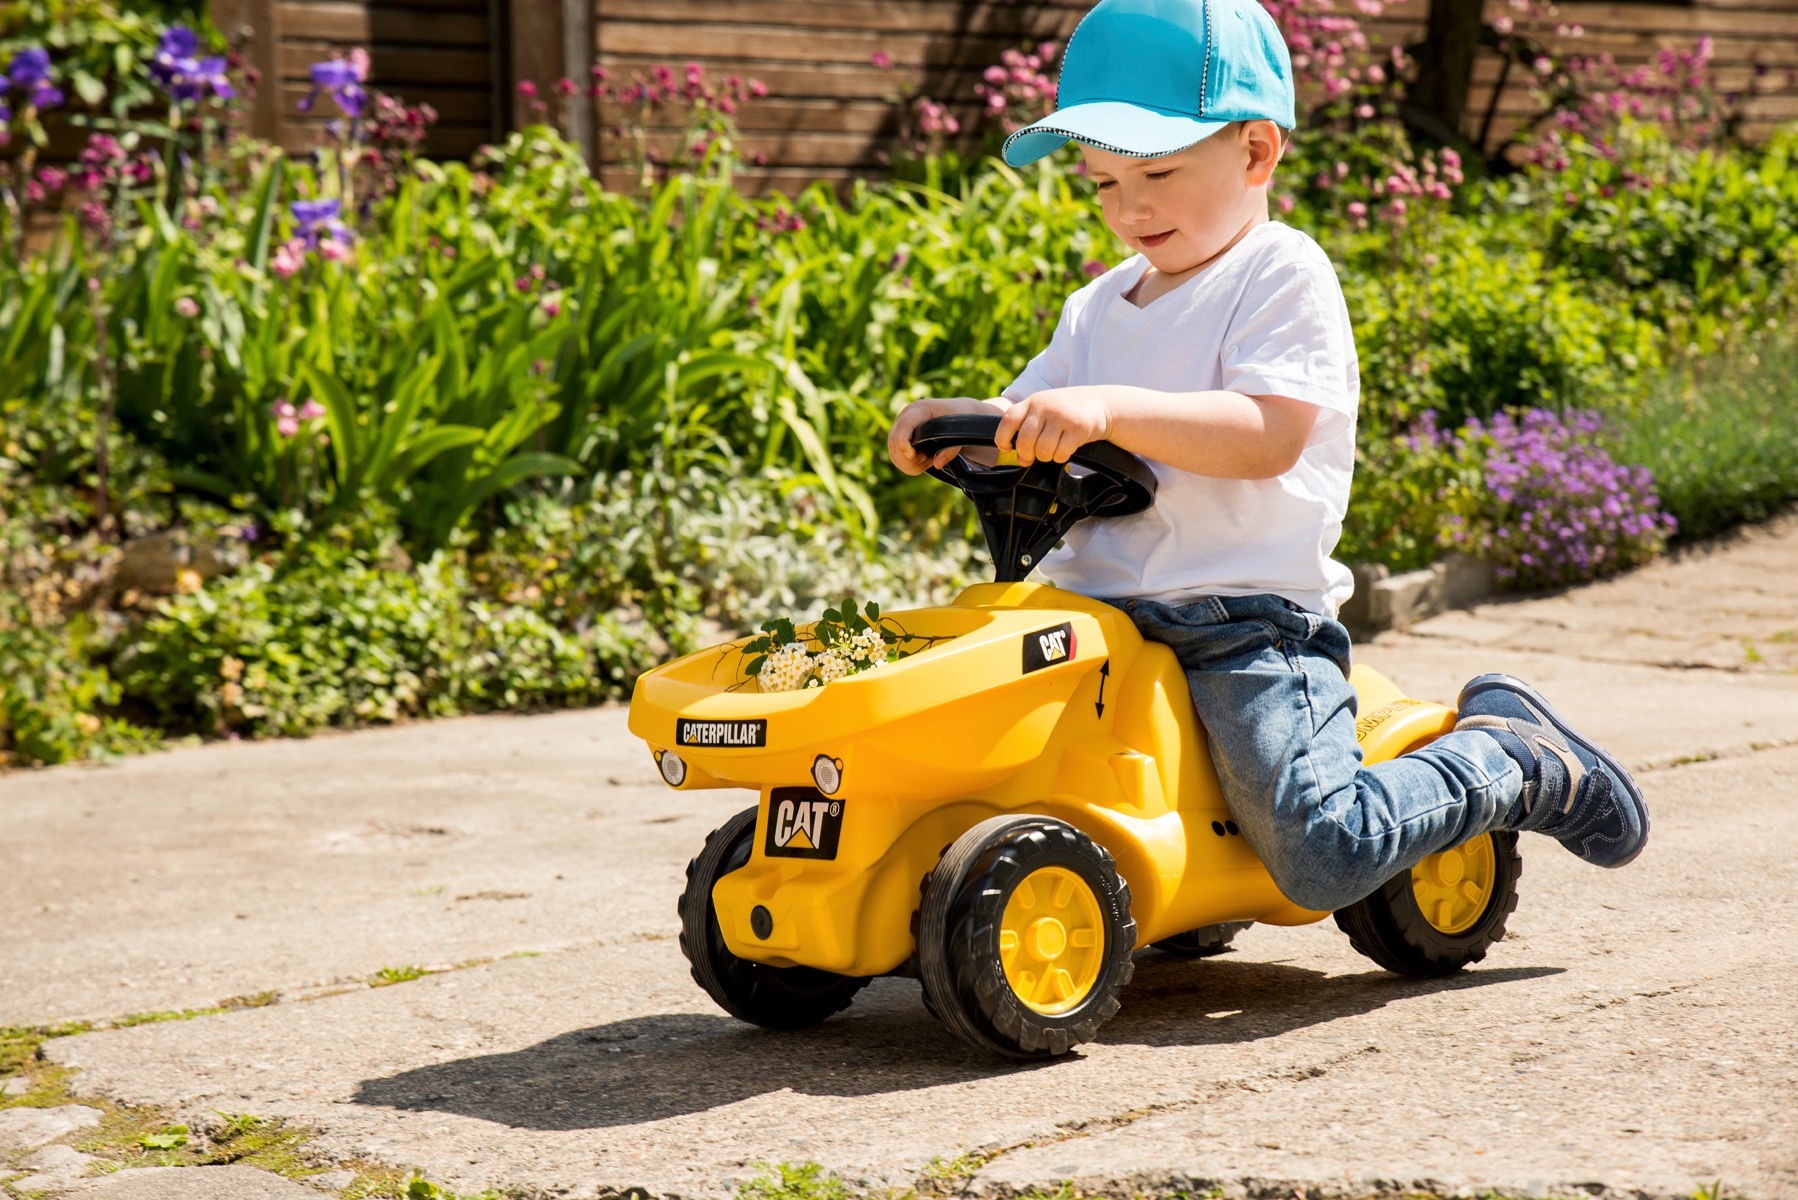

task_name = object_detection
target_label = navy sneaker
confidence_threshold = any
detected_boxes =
[1455,673,1649,868]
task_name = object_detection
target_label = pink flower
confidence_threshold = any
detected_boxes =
[518,80,537,99]
[1354,103,1374,118]
[298,399,326,420]
[174,296,199,318]
[749,79,767,97]
[556,77,577,96]
[319,238,350,262]
[1277,194,1296,213]
[1082,259,1107,277]
[871,51,894,67]
[276,415,300,437]
[1347,201,1368,218]
[271,239,305,278]
[348,47,370,81]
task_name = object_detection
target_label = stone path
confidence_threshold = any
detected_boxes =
[3,517,1797,1199]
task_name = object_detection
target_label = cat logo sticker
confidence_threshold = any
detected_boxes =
[1022,622,1077,673]
[764,787,844,860]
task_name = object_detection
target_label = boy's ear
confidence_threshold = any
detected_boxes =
[1244,120,1284,187]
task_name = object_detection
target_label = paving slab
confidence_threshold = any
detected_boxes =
[0,1107,103,1153]
[7,517,1798,1200]
[52,1165,322,1198]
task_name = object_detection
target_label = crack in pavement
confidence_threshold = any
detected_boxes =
[941,1044,1390,1190]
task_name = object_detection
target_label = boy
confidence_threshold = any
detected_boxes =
[886,0,1647,914]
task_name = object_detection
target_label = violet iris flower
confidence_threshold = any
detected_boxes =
[299,59,367,118]
[7,47,64,109]
[148,26,234,103]
[290,198,352,248]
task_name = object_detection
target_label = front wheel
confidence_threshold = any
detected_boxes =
[917,815,1136,1059]
[1334,831,1522,977]
[677,806,869,1028]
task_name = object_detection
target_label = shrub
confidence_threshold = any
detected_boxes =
[1608,337,1798,542]
[1440,409,1677,590]
[113,519,633,738]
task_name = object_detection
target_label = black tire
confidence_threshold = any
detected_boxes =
[677,806,869,1029]
[1333,831,1522,978]
[1153,920,1253,958]
[917,815,1136,1059]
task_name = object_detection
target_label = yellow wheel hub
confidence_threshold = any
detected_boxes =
[998,866,1104,1015]
[1411,834,1498,934]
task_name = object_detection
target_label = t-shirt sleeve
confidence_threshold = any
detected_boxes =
[1002,288,1084,401]
[1220,257,1359,441]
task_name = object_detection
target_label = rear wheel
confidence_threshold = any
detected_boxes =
[1153,921,1253,958]
[677,806,869,1028]
[917,815,1136,1058]
[1334,831,1522,977]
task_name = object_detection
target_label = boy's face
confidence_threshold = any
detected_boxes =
[1081,121,1283,275]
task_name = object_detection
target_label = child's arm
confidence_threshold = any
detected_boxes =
[994,385,1318,480]
[887,387,1317,481]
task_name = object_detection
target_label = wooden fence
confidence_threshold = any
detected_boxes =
[212,0,1798,187]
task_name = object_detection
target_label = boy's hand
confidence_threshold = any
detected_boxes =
[995,386,1113,466]
[888,396,1009,476]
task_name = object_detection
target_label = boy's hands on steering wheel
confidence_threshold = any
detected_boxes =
[993,386,1112,466]
[889,388,1114,475]
[888,396,1008,475]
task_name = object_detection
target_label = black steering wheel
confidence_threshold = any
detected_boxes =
[912,413,1158,583]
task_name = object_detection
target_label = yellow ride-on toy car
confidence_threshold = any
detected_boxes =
[629,415,1521,1058]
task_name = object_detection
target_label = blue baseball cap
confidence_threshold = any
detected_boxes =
[1003,0,1296,168]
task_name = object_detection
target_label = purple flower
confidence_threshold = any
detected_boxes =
[148,26,233,103]
[8,47,50,87]
[289,197,352,249]
[1450,408,1675,591]
[300,58,366,117]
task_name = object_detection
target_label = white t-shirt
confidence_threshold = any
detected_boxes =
[1004,220,1359,617]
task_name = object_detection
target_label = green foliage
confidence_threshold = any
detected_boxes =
[0,0,213,123]
[1606,336,1798,542]
[369,965,428,986]
[112,513,625,739]
[738,1162,850,1200]
[139,1124,188,1149]
[1339,422,1487,572]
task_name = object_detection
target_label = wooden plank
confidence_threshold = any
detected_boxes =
[598,20,1060,67]
[280,82,492,122]
[595,0,1085,37]
[598,102,985,139]
[278,2,491,45]
[1694,0,1798,10]
[596,163,870,195]
[599,127,895,168]
[279,42,491,83]
[1538,1,1798,35]
[594,54,992,100]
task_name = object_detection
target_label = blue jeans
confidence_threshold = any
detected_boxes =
[1117,594,1522,913]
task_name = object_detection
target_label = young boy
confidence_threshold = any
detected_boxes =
[887,0,1647,914]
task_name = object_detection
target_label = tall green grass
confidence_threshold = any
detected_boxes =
[1609,337,1798,542]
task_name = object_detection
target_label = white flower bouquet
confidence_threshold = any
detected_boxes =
[740,599,939,692]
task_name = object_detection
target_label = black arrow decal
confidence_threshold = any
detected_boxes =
[1094,659,1111,718]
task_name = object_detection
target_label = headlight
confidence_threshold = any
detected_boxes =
[810,754,842,795]
[657,750,688,787]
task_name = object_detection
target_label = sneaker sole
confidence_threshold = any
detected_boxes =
[1458,672,1650,868]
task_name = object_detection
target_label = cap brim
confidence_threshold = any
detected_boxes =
[1001,101,1228,167]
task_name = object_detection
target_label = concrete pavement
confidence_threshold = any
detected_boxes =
[4,517,1797,1199]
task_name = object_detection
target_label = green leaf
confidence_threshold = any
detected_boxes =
[71,70,106,106]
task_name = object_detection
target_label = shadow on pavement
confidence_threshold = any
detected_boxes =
[354,955,1562,1130]
[1104,951,1564,1047]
